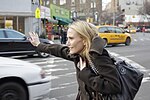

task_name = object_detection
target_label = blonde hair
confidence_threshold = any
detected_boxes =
[68,20,98,60]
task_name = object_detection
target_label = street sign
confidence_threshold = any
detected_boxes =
[35,7,41,18]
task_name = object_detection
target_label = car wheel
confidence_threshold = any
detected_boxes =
[37,51,50,58]
[0,82,27,100]
[125,37,131,46]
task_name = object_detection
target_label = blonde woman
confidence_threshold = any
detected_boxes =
[29,20,121,100]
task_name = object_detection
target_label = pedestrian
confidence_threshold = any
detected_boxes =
[142,26,145,33]
[51,27,56,41]
[28,20,121,100]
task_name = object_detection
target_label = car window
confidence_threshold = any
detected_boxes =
[107,27,116,33]
[145,26,150,29]
[115,28,123,33]
[6,30,25,38]
[98,27,108,33]
[0,30,5,38]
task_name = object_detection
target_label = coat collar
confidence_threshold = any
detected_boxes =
[89,36,105,55]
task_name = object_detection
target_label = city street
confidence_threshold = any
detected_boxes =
[1,0,150,100]
[13,32,150,100]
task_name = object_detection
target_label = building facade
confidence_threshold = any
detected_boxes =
[57,0,102,24]
[0,0,45,35]
[118,0,150,26]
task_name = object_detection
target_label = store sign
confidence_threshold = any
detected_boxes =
[40,6,51,19]
[50,4,70,19]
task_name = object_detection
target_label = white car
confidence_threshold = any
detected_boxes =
[0,57,51,100]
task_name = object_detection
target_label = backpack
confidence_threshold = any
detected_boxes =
[90,58,144,100]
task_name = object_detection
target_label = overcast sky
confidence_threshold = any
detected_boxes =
[59,0,111,10]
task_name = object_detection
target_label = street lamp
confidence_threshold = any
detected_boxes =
[71,11,77,21]
[95,12,98,24]
[73,11,77,19]
[91,0,95,22]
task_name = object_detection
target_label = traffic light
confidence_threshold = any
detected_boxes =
[121,9,125,22]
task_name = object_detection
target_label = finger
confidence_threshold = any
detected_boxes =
[29,32,33,36]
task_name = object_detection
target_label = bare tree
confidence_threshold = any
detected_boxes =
[138,0,150,15]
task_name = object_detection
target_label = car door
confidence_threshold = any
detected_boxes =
[107,27,120,43]
[0,30,13,54]
[5,30,35,53]
[115,27,127,43]
[98,27,110,42]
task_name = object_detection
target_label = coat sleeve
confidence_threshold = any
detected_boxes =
[36,43,72,60]
[78,52,121,94]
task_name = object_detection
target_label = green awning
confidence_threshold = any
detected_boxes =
[54,16,73,25]
[41,18,58,24]
[47,18,58,23]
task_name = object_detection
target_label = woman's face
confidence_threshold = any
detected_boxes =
[66,28,85,54]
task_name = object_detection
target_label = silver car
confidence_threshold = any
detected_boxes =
[0,57,51,100]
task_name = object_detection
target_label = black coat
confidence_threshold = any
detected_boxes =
[36,36,121,100]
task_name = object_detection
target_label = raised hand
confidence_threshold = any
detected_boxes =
[28,32,40,47]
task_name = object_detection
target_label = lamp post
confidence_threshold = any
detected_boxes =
[91,0,95,23]
[38,0,41,35]
[112,0,116,26]
[73,11,77,19]
[95,12,98,24]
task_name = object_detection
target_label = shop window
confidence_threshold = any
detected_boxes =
[5,16,13,29]
[0,16,4,28]
[18,17,25,33]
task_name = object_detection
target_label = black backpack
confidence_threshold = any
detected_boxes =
[90,59,144,100]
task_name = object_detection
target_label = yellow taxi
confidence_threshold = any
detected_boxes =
[125,27,136,33]
[96,26,132,46]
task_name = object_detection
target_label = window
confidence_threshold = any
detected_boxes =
[0,16,5,28]
[0,30,5,38]
[99,27,108,33]
[80,0,86,4]
[115,28,123,33]
[91,1,96,8]
[6,30,24,38]
[107,27,116,33]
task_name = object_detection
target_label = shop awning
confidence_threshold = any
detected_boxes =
[47,18,58,23]
[41,18,58,24]
[54,16,73,25]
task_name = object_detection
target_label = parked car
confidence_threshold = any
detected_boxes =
[96,26,132,46]
[136,26,143,32]
[144,26,150,33]
[0,56,51,100]
[124,27,136,33]
[136,26,150,32]
[0,29,54,57]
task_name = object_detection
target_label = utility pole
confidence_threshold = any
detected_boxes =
[112,0,116,26]
[38,0,42,35]
[91,0,95,23]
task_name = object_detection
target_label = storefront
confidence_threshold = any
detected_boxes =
[0,16,25,33]
[50,4,72,25]
[0,0,43,35]
[40,6,58,39]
